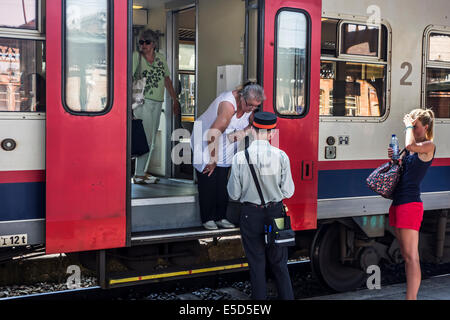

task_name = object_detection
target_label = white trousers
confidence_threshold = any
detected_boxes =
[134,99,163,176]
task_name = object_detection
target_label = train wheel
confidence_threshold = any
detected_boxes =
[310,223,367,292]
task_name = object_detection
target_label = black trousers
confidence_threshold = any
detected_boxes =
[239,202,294,300]
[196,167,230,223]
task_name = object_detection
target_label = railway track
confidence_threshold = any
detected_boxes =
[2,259,450,301]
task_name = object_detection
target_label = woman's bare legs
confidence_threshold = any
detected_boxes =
[396,227,421,300]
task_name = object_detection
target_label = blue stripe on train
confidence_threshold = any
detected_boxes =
[0,182,45,221]
[318,166,450,199]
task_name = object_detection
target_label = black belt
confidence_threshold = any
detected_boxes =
[243,201,281,209]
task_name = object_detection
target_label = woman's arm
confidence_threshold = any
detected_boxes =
[227,112,255,143]
[403,114,435,154]
[202,102,235,176]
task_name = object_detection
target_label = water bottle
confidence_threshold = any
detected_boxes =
[390,134,399,160]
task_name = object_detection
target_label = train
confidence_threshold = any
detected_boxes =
[0,0,449,292]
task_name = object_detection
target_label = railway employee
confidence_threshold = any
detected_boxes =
[388,108,436,300]
[132,29,180,184]
[227,112,295,300]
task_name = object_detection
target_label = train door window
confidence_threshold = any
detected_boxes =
[0,38,45,112]
[245,0,260,83]
[63,0,111,114]
[423,30,450,118]
[274,9,309,117]
[319,18,389,118]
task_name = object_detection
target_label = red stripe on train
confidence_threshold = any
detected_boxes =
[0,170,45,183]
[318,158,450,171]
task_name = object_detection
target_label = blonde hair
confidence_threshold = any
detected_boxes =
[409,108,435,141]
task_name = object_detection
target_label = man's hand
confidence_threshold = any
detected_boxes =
[202,161,217,177]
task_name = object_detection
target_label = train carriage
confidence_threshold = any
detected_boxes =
[0,0,449,292]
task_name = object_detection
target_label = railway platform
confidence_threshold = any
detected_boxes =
[306,274,450,300]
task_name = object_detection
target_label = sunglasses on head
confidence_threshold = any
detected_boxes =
[139,39,152,45]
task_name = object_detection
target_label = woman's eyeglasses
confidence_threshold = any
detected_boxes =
[139,39,152,45]
[243,97,259,109]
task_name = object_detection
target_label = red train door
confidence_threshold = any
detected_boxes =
[263,0,321,230]
[46,0,130,253]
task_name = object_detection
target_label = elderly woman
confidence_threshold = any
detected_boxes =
[133,29,180,184]
[191,82,265,230]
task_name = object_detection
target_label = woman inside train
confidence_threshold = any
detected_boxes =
[190,82,265,230]
[132,29,180,184]
[387,108,436,300]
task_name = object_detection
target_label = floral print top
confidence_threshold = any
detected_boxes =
[133,51,170,102]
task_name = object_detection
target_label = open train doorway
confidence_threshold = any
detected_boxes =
[129,0,247,239]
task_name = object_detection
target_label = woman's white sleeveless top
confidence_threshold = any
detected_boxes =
[190,91,252,172]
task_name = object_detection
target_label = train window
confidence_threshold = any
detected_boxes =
[320,19,389,118]
[424,30,450,118]
[320,61,385,117]
[0,0,38,30]
[0,38,45,112]
[321,19,338,56]
[425,68,450,118]
[340,23,379,57]
[274,9,309,117]
[63,0,111,114]
[429,33,450,63]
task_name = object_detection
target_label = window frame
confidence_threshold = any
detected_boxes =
[0,0,45,118]
[61,0,114,116]
[273,7,311,119]
[422,25,450,122]
[0,0,44,38]
[319,14,392,123]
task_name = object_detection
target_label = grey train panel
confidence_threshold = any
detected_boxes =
[0,219,45,246]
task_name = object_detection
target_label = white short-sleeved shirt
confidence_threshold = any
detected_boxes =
[227,140,295,205]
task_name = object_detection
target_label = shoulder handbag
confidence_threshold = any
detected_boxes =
[131,118,149,158]
[244,148,296,247]
[366,148,406,200]
[132,53,147,110]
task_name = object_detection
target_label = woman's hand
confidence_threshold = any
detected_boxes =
[388,147,403,165]
[403,114,417,128]
[202,161,217,177]
[227,130,246,143]
[387,147,393,159]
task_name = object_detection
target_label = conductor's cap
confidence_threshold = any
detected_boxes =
[252,112,277,130]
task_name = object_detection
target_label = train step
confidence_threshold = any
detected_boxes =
[106,259,249,289]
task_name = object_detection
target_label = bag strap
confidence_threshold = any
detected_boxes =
[394,148,407,165]
[244,148,266,206]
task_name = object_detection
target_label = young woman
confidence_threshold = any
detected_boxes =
[388,108,436,300]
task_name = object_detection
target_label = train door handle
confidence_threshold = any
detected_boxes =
[302,160,313,180]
